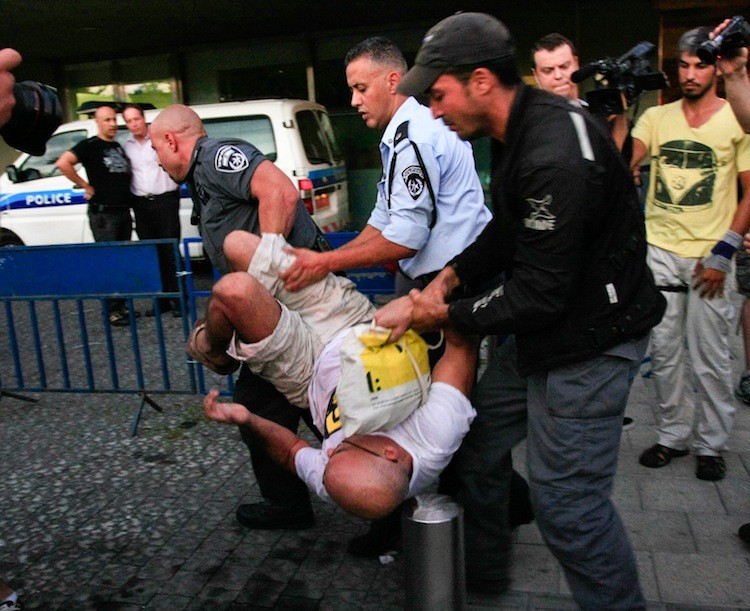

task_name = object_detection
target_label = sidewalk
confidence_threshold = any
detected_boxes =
[1,317,749,609]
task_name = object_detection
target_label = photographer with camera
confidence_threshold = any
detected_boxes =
[630,26,750,483]
[531,33,631,156]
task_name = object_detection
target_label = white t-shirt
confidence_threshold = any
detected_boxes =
[294,330,476,504]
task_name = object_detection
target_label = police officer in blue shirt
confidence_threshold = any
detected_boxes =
[278,36,495,557]
[150,104,325,531]
[281,37,491,296]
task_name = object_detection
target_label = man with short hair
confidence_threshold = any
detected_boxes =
[532,32,631,156]
[150,104,328,532]
[376,12,665,606]
[56,105,135,326]
[194,231,477,519]
[631,27,750,481]
[531,33,581,103]
[123,104,182,317]
[280,37,491,297]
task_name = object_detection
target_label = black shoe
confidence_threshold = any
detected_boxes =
[739,523,750,545]
[639,443,689,468]
[696,455,726,481]
[109,308,140,327]
[235,501,313,530]
[347,511,402,557]
[466,576,510,596]
[622,416,634,431]
[146,300,181,317]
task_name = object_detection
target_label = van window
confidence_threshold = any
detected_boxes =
[296,110,337,165]
[203,116,277,161]
[17,129,88,180]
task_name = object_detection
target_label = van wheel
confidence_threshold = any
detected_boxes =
[0,231,24,246]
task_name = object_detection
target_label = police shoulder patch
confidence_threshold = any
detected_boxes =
[402,164,425,200]
[215,145,249,173]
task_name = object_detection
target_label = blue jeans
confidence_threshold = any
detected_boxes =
[455,336,645,610]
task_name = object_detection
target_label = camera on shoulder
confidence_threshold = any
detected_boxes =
[571,42,668,116]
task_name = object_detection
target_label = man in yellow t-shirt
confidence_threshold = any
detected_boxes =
[631,26,750,482]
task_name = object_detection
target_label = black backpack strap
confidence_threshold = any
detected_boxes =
[387,120,437,229]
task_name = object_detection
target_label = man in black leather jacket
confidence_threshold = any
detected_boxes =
[377,13,665,609]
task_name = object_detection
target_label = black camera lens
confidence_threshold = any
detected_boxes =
[698,16,750,65]
[0,80,62,156]
[697,40,721,64]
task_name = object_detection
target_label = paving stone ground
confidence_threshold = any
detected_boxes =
[2,296,750,609]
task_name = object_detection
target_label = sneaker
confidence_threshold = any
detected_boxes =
[347,510,401,557]
[235,501,314,530]
[639,443,689,468]
[622,417,634,431]
[696,455,726,481]
[739,522,750,545]
[737,372,750,405]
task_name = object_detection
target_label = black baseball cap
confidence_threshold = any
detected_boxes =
[398,12,516,96]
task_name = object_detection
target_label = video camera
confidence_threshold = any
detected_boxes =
[571,41,668,116]
[698,15,750,64]
[0,81,62,156]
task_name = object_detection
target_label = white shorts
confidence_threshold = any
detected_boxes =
[226,234,375,408]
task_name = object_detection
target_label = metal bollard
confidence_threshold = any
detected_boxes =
[402,493,465,610]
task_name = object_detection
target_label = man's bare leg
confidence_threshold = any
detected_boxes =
[188,272,281,373]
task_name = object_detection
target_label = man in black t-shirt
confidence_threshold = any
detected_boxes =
[56,105,135,325]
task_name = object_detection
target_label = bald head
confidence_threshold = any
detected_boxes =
[150,104,205,140]
[149,104,206,182]
[94,106,118,141]
[323,436,411,519]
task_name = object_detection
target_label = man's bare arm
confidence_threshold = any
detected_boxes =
[251,159,301,237]
[281,229,414,291]
[430,327,479,397]
[203,389,309,472]
[55,151,94,199]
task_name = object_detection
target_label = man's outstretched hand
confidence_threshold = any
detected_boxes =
[203,389,250,425]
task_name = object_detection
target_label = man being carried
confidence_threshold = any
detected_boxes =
[192,231,477,517]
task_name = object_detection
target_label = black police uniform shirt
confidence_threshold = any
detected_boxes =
[186,137,319,275]
[71,137,132,208]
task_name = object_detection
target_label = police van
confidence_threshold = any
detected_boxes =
[0,99,350,252]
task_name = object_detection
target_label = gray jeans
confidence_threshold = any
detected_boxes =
[455,336,646,610]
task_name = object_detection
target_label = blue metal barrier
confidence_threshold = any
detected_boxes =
[0,240,194,435]
[0,234,397,432]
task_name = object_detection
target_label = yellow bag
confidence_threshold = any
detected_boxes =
[337,324,431,437]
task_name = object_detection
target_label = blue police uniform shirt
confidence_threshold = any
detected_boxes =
[369,97,491,279]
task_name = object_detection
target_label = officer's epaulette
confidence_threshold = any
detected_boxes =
[394,121,410,147]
